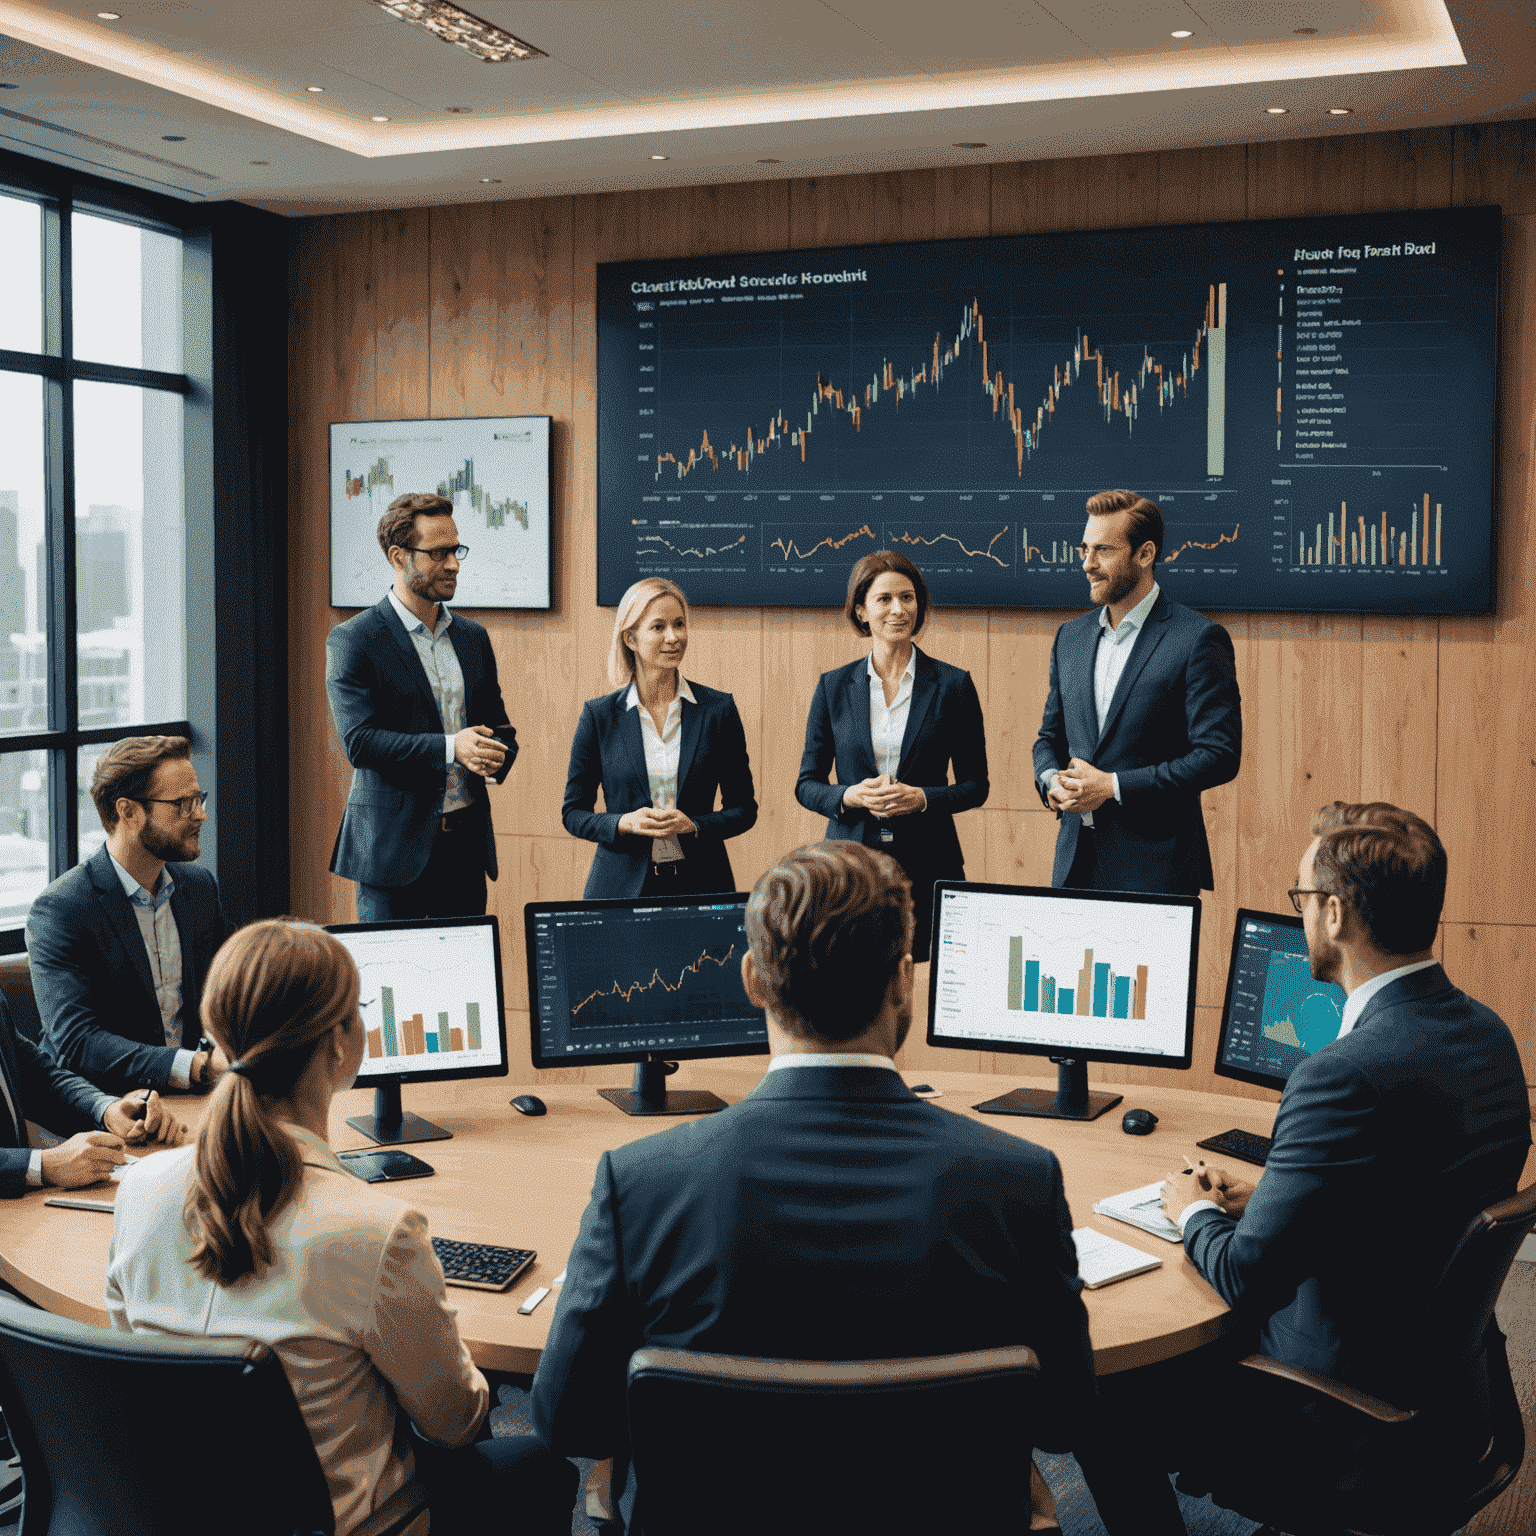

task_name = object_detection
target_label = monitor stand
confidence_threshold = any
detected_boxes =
[598,1056,729,1117]
[346,1082,452,1145]
[973,1057,1123,1122]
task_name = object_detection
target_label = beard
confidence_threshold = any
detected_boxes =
[1308,935,1343,986]
[139,819,198,864]
[407,559,454,603]
[1092,562,1141,608]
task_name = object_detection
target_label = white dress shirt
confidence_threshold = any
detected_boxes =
[388,589,470,815]
[1040,582,1160,827]
[867,647,917,778]
[766,1053,897,1072]
[108,850,195,1090]
[626,678,696,863]
[107,1124,487,1536]
[1174,956,1440,1231]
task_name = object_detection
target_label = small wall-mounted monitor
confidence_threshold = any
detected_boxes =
[926,882,1200,1121]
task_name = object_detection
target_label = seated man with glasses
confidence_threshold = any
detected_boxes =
[325,492,515,922]
[27,735,233,1098]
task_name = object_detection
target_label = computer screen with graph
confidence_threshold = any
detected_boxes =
[526,895,768,1069]
[1213,909,1347,1091]
[326,915,509,1085]
[926,882,1198,1069]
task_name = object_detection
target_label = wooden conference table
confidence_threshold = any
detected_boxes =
[0,1062,1279,1377]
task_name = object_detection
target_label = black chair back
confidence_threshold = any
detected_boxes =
[0,958,42,1044]
[625,1344,1041,1536]
[0,1294,335,1536]
[1432,1177,1536,1377]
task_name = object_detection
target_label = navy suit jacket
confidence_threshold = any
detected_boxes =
[0,994,108,1198]
[531,1066,1095,1483]
[1032,591,1240,893]
[562,682,756,899]
[1183,965,1530,1406]
[326,596,512,888]
[796,648,988,877]
[26,847,230,1096]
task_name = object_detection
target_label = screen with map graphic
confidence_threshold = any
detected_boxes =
[330,416,551,609]
[1214,909,1346,1091]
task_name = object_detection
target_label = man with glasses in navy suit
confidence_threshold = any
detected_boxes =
[326,492,516,922]
[27,734,232,1099]
[1033,488,1241,895]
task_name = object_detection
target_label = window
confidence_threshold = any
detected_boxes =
[0,178,194,939]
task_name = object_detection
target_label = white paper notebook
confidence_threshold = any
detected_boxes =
[1072,1226,1164,1289]
[1091,1180,1185,1244]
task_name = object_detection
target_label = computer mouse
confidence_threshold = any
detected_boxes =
[510,1094,547,1117]
[1122,1108,1159,1136]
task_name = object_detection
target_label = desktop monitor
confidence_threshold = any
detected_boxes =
[1213,909,1347,1091]
[926,882,1200,1121]
[325,915,509,1145]
[526,893,768,1116]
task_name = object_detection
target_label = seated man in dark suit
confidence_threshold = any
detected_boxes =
[532,840,1095,1529]
[0,990,188,1196]
[26,736,232,1099]
[1083,801,1532,1536]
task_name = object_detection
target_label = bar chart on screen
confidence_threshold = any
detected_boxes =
[347,926,504,1075]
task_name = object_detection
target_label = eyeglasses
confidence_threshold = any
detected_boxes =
[1077,543,1129,560]
[133,791,209,819]
[402,543,469,563]
[1287,885,1327,914]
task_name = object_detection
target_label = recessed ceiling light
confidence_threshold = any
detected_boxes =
[370,1,545,62]
[161,135,185,142]
[1170,30,1193,38]
[1293,26,1317,34]
[953,142,987,149]
[371,115,391,122]
[756,158,780,164]
[306,85,325,93]
[650,154,669,160]
[1328,107,1352,116]
[445,106,473,114]
[1265,107,1289,115]
[249,160,269,165]
[96,11,121,18]
[478,177,499,183]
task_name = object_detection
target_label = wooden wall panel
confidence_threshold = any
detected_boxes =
[287,121,1536,1094]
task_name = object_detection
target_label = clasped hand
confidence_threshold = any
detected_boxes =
[40,1092,190,1189]
[618,807,698,838]
[843,775,926,818]
[453,725,507,778]
[1047,757,1114,814]
[1159,1159,1254,1224]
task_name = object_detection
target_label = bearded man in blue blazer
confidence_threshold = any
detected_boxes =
[326,493,515,921]
[1033,488,1241,894]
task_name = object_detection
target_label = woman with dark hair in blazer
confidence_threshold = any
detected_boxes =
[796,550,988,959]
[563,578,757,898]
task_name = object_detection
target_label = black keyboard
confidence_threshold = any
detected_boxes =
[1196,1128,1274,1168]
[431,1238,537,1292]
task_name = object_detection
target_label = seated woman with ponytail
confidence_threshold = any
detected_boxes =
[106,919,575,1536]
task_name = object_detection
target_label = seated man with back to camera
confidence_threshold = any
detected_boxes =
[532,839,1096,1530]
[27,735,233,1099]
[1080,801,1532,1536]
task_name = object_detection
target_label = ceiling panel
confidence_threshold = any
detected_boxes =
[814,0,1090,73]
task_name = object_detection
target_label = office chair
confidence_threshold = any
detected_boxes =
[1197,1178,1536,1536]
[624,1343,1042,1536]
[0,1294,423,1536]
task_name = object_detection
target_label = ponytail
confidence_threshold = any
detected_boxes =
[185,921,358,1285]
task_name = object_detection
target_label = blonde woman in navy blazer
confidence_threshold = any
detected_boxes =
[796,550,988,958]
[563,578,757,899]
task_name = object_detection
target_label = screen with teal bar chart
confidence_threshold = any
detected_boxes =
[933,886,1194,1060]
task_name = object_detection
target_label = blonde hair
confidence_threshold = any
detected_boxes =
[607,578,689,687]
[185,921,359,1285]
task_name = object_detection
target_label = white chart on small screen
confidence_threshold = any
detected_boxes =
[331,925,504,1076]
[932,888,1193,1058]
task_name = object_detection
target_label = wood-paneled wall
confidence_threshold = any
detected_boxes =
[287,121,1536,1097]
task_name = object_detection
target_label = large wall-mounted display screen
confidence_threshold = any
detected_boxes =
[596,206,1498,614]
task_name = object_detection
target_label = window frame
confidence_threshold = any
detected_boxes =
[0,157,202,950]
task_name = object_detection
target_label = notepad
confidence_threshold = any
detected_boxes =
[1072,1227,1164,1289]
[1091,1180,1185,1244]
